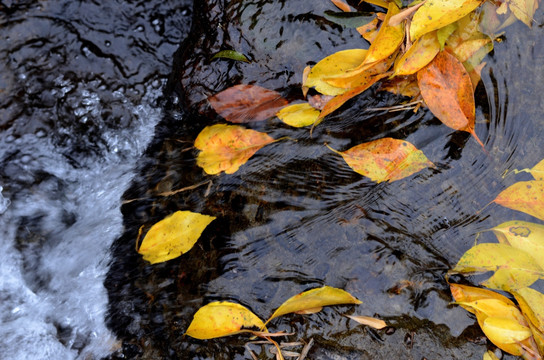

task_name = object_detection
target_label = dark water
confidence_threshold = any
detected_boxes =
[2,0,544,359]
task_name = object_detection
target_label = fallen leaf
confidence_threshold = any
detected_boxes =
[360,2,404,67]
[509,0,539,27]
[209,84,288,123]
[319,72,389,118]
[410,0,484,41]
[490,220,544,269]
[513,287,544,354]
[331,0,351,12]
[345,315,387,329]
[325,54,394,89]
[509,159,544,180]
[276,103,321,128]
[265,286,361,324]
[211,50,250,62]
[493,181,544,221]
[417,50,485,149]
[449,283,517,314]
[482,316,532,344]
[195,124,276,175]
[326,138,433,183]
[380,75,421,98]
[437,23,458,49]
[305,49,368,96]
[138,211,216,264]
[452,38,493,63]
[393,31,440,76]
[455,298,533,357]
[483,350,501,360]
[302,65,311,97]
[357,14,383,42]
[450,243,544,290]
[389,1,426,26]
[185,301,265,339]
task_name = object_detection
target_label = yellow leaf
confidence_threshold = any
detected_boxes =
[393,31,440,76]
[326,138,433,183]
[305,49,368,96]
[266,286,361,324]
[361,2,404,67]
[410,0,484,41]
[493,180,544,221]
[185,301,265,339]
[513,288,544,354]
[194,124,275,175]
[509,159,544,180]
[449,283,517,314]
[276,103,320,128]
[138,211,216,264]
[345,315,387,329]
[490,220,544,269]
[509,0,538,27]
[483,350,500,360]
[482,317,532,344]
[450,243,544,290]
[452,38,493,63]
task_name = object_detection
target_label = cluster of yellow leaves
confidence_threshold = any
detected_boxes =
[450,159,544,359]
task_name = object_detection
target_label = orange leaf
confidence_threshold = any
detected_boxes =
[208,84,288,123]
[326,138,433,183]
[450,283,517,314]
[345,315,387,329]
[319,73,388,119]
[393,31,440,76]
[194,124,276,175]
[330,0,351,12]
[417,50,485,149]
[494,181,544,221]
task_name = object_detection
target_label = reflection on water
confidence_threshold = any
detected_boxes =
[0,1,191,359]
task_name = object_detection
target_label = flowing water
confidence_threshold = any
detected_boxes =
[2,0,544,359]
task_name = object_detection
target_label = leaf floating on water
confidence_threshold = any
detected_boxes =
[138,210,216,264]
[326,138,433,183]
[509,159,544,180]
[513,287,544,333]
[211,50,250,62]
[417,50,485,150]
[276,103,321,128]
[449,283,517,314]
[265,286,361,325]
[345,315,387,329]
[490,220,544,269]
[208,84,288,123]
[185,301,265,339]
[393,31,440,76]
[410,0,484,41]
[493,181,544,221]
[482,317,532,344]
[509,0,539,27]
[450,243,544,290]
[305,49,368,96]
[483,350,500,360]
[195,124,276,175]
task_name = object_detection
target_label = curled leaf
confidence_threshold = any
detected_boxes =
[417,50,485,149]
[393,31,440,76]
[195,124,276,175]
[266,286,361,324]
[450,243,544,290]
[185,301,265,339]
[305,49,368,96]
[276,103,321,128]
[482,317,532,344]
[211,50,250,62]
[138,211,216,264]
[326,138,433,183]
[209,84,288,123]
[493,181,544,221]
[449,283,517,314]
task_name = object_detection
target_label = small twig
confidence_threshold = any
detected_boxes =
[157,180,213,197]
[297,338,314,360]
[365,100,423,112]
[245,344,259,360]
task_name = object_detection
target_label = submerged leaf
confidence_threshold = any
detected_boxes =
[326,138,433,183]
[185,301,265,339]
[211,50,250,62]
[305,49,368,95]
[450,243,544,290]
[195,124,276,175]
[509,0,539,27]
[138,211,216,264]
[410,0,484,41]
[493,181,544,221]
[266,286,361,324]
[490,220,544,269]
[276,103,321,128]
[417,50,485,149]
[209,84,288,123]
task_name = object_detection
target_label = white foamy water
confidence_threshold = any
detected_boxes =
[0,86,163,359]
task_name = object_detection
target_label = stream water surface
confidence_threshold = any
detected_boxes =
[2,1,544,360]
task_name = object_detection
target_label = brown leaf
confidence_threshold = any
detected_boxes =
[209,84,288,123]
[417,50,485,149]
